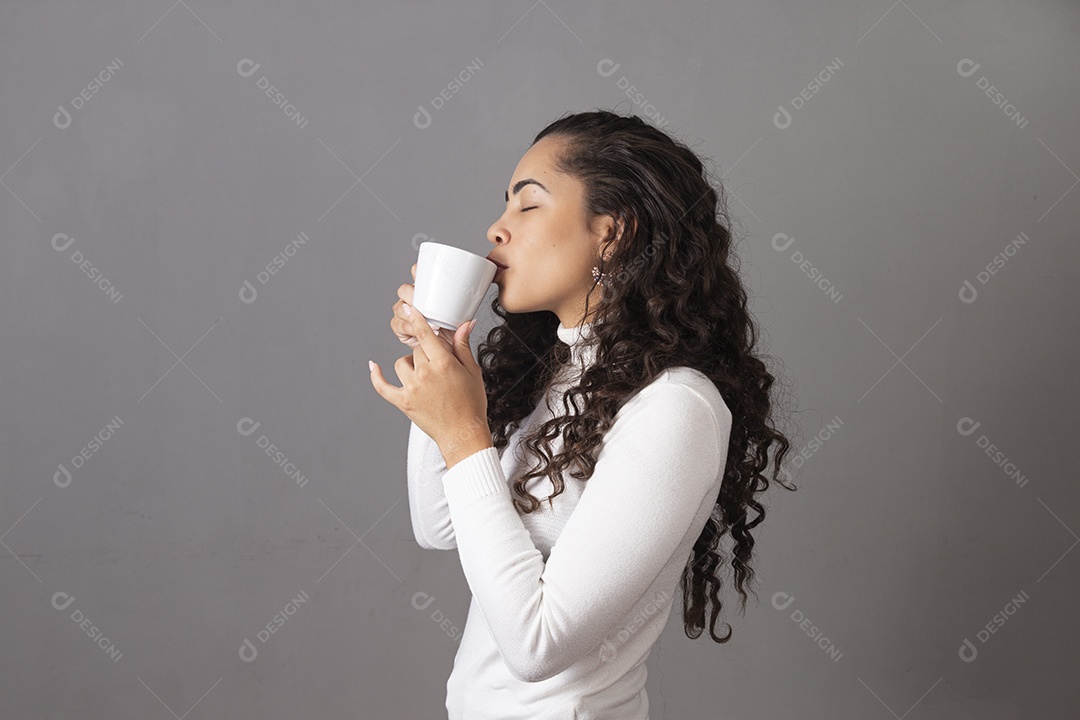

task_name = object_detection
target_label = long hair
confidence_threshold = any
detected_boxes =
[476,109,797,643]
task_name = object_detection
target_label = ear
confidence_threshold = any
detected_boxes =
[595,214,635,261]
[609,213,636,243]
[596,212,630,257]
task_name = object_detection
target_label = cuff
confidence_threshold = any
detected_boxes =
[442,446,506,509]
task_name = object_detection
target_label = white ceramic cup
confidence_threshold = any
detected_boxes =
[412,242,497,331]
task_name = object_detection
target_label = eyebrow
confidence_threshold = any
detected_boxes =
[505,178,549,203]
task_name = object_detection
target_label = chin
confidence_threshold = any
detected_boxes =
[495,288,534,315]
[496,292,519,313]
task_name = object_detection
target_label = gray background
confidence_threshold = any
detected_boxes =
[2,1,1077,717]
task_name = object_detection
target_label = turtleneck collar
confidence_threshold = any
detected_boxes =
[555,319,599,371]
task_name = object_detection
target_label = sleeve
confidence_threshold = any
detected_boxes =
[440,382,730,683]
[406,420,457,550]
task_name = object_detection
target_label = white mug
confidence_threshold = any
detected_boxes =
[412,242,497,331]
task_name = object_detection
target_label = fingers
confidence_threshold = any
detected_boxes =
[391,305,448,348]
[402,303,446,362]
[392,273,453,348]
[368,359,404,408]
[391,303,411,342]
[392,289,422,344]
[392,320,419,347]
[399,298,443,336]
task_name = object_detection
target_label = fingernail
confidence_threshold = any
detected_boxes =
[468,319,477,333]
[403,303,412,317]
[368,360,375,372]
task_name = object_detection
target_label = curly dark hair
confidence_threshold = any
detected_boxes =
[475,109,798,644]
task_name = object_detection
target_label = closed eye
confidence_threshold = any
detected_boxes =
[521,206,537,212]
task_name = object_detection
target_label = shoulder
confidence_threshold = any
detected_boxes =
[613,366,733,445]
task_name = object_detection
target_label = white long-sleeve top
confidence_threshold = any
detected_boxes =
[407,319,733,720]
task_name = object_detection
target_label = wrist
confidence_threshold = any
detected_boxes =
[440,431,494,470]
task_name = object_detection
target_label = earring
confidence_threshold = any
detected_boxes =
[592,254,612,286]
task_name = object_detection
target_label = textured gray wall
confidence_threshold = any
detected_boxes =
[2,1,1077,717]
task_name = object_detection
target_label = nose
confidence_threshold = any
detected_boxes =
[486,216,507,247]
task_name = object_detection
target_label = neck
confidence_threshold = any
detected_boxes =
[555,319,598,375]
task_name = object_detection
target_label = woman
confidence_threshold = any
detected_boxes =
[370,110,795,719]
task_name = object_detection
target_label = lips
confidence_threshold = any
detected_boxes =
[488,257,510,270]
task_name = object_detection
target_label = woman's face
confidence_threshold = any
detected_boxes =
[486,136,615,327]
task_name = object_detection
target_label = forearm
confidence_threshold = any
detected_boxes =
[407,420,456,549]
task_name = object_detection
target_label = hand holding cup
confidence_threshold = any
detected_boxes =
[391,263,453,349]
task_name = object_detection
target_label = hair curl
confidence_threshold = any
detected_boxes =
[476,109,798,644]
